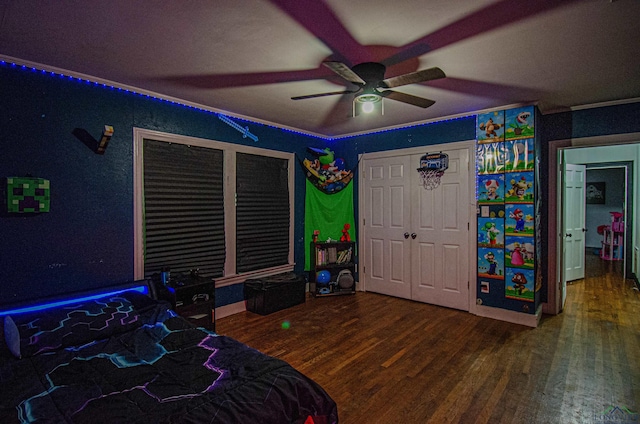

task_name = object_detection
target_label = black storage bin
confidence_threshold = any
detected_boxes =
[244,272,306,315]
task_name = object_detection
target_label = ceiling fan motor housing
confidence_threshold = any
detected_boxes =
[351,62,386,84]
[351,62,386,104]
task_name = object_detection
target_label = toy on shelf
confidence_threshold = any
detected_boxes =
[340,223,351,242]
[600,211,624,261]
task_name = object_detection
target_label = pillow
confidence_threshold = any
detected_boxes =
[4,315,21,358]
[4,294,144,358]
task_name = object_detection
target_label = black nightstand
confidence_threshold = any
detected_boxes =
[153,274,216,332]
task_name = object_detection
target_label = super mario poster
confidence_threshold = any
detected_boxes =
[505,267,535,302]
[505,106,534,140]
[476,105,538,314]
[505,171,534,203]
[478,247,504,280]
[477,111,505,144]
[478,217,504,248]
[476,142,505,175]
[505,236,535,269]
[505,204,534,236]
[505,138,534,172]
[477,174,505,204]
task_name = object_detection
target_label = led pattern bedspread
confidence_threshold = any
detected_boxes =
[0,293,338,424]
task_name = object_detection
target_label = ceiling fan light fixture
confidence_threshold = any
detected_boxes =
[355,92,382,114]
[355,93,382,104]
[361,101,375,113]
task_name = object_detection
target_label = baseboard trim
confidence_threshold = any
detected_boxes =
[474,304,541,328]
[215,301,246,320]
[541,302,554,315]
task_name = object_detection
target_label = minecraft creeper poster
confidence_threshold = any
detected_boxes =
[7,177,50,213]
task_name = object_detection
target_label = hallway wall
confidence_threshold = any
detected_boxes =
[585,167,626,248]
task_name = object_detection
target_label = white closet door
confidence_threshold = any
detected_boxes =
[362,144,471,311]
[362,155,412,299]
[410,147,470,311]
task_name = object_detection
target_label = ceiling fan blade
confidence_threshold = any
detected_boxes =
[381,90,436,108]
[381,67,446,88]
[323,62,366,85]
[291,89,358,100]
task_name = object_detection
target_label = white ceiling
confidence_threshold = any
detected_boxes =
[1,0,639,138]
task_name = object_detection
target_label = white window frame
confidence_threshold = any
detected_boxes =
[133,128,295,288]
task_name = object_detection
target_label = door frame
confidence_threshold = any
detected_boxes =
[585,164,632,276]
[550,134,640,315]
[357,139,477,314]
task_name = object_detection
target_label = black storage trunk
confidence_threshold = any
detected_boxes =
[244,272,306,315]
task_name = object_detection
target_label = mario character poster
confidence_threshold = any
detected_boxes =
[505,171,534,203]
[505,268,535,302]
[505,204,534,236]
[477,110,505,144]
[505,236,535,269]
[478,218,504,248]
[478,247,504,280]
[505,106,535,140]
[477,174,505,204]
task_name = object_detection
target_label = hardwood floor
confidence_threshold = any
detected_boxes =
[217,255,640,423]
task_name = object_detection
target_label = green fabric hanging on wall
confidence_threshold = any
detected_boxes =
[304,179,356,270]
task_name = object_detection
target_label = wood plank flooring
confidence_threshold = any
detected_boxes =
[217,255,640,423]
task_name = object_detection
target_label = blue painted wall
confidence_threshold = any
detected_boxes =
[0,64,320,305]
[2,62,639,310]
[0,63,472,307]
[540,102,640,142]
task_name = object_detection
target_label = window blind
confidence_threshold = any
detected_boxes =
[143,140,225,278]
[236,153,290,272]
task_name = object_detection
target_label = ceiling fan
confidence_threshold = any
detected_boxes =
[291,61,446,113]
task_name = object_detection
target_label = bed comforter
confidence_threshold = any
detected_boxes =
[0,292,337,423]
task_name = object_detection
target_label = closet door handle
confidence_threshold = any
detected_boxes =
[411,233,417,239]
[565,233,572,238]
[404,232,410,239]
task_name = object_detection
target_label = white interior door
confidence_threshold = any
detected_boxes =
[411,148,470,311]
[563,163,586,293]
[362,155,412,299]
[362,144,471,311]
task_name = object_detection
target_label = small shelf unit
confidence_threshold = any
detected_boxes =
[310,241,356,296]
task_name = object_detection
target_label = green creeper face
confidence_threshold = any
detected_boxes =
[7,177,50,213]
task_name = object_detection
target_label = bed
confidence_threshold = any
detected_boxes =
[0,282,338,424]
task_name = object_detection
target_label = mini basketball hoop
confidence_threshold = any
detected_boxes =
[417,152,449,190]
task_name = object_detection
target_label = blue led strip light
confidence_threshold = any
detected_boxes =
[0,286,149,316]
[0,58,327,140]
[1,58,476,141]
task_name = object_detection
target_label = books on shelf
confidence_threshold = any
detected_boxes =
[315,245,353,265]
[337,247,352,264]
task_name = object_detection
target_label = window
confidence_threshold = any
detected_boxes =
[236,153,290,272]
[134,129,294,287]
[142,140,225,278]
